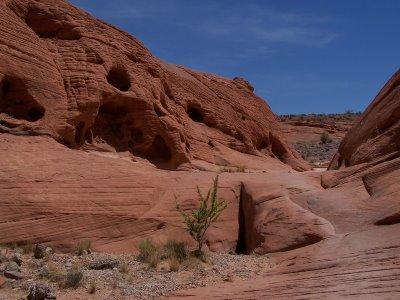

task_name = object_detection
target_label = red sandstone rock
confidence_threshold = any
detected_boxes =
[329,69,400,169]
[239,180,335,254]
[0,276,5,288]
[0,0,309,172]
[0,1,400,299]
[166,70,400,299]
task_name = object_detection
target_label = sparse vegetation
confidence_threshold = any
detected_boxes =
[169,257,181,272]
[320,132,333,144]
[21,241,34,254]
[137,239,189,269]
[137,239,159,266]
[163,239,187,262]
[119,262,129,274]
[176,176,227,258]
[65,266,84,288]
[75,240,91,256]
[40,262,64,283]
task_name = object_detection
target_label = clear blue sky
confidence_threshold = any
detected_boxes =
[70,0,399,115]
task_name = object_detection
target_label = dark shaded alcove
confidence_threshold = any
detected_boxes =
[187,106,204,123]
[235,184,247,254]
[0,77,45,122]
[26,8,81,40]
[107,67,131,92]
[145,135,172,163]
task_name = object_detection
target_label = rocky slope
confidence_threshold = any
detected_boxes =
[280,113,359,167]
[330,70,400,169]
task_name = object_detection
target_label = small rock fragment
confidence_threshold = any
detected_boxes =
[27,283,56,300]
[4,270,23,280]
[34,244,47,259]
[88,258,119,270]
[45,247,53,255]
[5,261,20,272]
[0,276,5,288]
[11,253,23,266]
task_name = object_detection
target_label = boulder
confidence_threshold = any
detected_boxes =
[11,253,23,266]
[239,182,335,254]
[34,244,46,259]
[4,261,19,272]
[4,270,23,280]
[88,258,119,270]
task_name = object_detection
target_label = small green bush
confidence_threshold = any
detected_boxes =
[176,176,227,257]
[320,132,332,144]
[163,240,187,262]
[137,239,160,267]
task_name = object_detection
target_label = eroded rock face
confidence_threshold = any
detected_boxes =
[238,181,335,254]
[168,69,400,300]
[0,0,309,171]
[329,69,400,169]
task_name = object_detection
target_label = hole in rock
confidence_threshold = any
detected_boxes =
[107,67,131,92]
[235,184,247,254]
[375,212,400,225]
[0,77,45,122]
[75,121,85,145]
[145,135,172,163]
[131,128,144,144]
[188,106,204,123]
[257,140,268,150]
[270,134,288,160]
[92,102,136,151]
[26,9,81,40]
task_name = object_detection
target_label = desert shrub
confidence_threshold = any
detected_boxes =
[169,257,180,272]
[137,239,160,267]
[40,262,64,283]
[119,262,129,274]
[21,241,34,254]
[75,240,91,256]
[176,176,227,258]
[65,266,83,288]
[320,132,332,144]
[163,240,187,262]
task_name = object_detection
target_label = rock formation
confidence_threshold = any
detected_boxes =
[0,0,400,298]
[330,70,400,169]
[0,0,309,171]
[170,69,400,298]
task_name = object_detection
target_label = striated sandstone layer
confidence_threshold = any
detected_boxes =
[330,69,400,169]
[0,0,309,171]
[0,0,400,298]
[168,71,400,299]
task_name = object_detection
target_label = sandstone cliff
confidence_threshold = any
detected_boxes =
[0,0,309,171]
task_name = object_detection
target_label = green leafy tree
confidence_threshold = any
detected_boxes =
[176,176,227,257]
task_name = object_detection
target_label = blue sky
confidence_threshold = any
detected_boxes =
[70,0,400,114]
